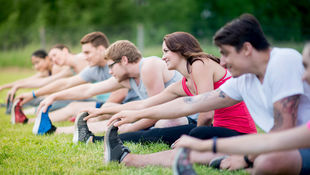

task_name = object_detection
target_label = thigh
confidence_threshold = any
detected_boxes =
[254,150,302,175]
[189,126,243,140]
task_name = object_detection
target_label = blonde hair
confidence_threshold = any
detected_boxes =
[104,40,142,63]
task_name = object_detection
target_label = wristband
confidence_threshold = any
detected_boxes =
[32,90,37,99]
[244,155,254,168]
[212,137,217,153]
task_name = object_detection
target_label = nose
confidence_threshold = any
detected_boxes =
[220,56,227,68]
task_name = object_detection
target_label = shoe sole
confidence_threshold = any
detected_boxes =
[32,108,44,135]
[104,120,118,163]
[172,148,185,175]
[72,112,88,144]
[10,99,20,124]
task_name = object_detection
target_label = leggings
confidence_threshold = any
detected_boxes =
[94,124,246,146]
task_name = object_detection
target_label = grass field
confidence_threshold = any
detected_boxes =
[0,69,250,174]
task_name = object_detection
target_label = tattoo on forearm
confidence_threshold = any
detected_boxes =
[272,95,300,130]
[272,108,283,130]
[219,90,226,98]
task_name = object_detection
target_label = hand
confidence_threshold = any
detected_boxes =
[6,87,18,102]
[220,155,248,171]
[83,108,105,120]
[107,110,140,127]
[15,92,33,106]
[37,95,55,113]
[172,135,204,150]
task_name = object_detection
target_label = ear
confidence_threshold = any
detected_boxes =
[242,42,253,56]
[97,45,105,52]
[121,56,129,64]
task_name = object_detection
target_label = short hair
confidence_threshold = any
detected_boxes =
[104,40,142,63]
[80,32,110,48]
[213,13,270,52]
[50,44,71,52]
[32,49,47,59]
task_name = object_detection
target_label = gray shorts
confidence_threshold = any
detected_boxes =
[299,148,310,175]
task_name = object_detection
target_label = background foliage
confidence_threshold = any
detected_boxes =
[0,0,309,50]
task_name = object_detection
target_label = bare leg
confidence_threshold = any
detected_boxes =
[189,150,227,164]
[28,101,96,123]
[154,117,188,128]
[253,150,302,175]
[55,120,109,134]
[122,149,178,167]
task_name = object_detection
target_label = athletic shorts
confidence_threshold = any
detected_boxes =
[299,148,310,175]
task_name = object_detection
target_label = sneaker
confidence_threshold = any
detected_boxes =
[208,155,228,169]
[32,105,56,135]
[104,121,130,163]
[6,95,13,114]
[11,99,28,124]
[73,112,94,144]
[173,148,197,175]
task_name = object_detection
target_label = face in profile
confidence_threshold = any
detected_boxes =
[82,43,103,67]
[48,48,66,66]
[31,56,48,72]
[302,45,310,84]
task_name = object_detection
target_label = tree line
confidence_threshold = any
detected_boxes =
[0,0,309,50]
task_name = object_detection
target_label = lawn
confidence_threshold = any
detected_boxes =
[0,68,250,174]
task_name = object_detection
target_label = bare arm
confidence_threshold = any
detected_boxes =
[37,77,123,112]
[17,74,87,106]
[84,82,181,119]
[110,89,239,127]
[0,72,43,91]
[174,124,310,155]
[271,94,300,131]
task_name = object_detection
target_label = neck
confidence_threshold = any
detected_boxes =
[127,60,141,79]
[253,47,272,82]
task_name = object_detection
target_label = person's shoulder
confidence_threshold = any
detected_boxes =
[141,56,164,69]
[271,47,302,60]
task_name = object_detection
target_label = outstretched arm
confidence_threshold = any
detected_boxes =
[174,123,310,155]
[37,77,123,112]
[109,89,239,127]
[83,82,181,120]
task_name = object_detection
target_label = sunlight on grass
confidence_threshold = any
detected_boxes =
[0,69,251,174]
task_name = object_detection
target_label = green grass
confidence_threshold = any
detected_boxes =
[0,69,250,174]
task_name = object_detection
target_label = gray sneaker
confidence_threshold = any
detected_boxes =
[173,148,197,175]
[104,121,130,163]
[208,155,228,169]
[73,112,94,144]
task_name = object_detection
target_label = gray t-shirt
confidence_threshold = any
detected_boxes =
[79,65,111,83]
[79,65,139,103]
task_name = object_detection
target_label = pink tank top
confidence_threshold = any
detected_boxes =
[182,70,257,134]
[307,121,310,130]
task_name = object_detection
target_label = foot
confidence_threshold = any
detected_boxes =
[73,112,94,144]
[104,121,130,163]
[209,155,229,169]
[32,105,56,135]
[11,99,28,124]
[173,148,197,175]
[6,95,13,114]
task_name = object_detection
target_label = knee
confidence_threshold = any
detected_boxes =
[154,118,187,128]
[253,155,281,175]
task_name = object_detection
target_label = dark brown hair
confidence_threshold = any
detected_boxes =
[213,13,270,52]
[80,31,110,48]
[164,32,220,73]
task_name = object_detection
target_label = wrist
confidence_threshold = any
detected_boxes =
[244,155,254,168]
[32,90,37,99]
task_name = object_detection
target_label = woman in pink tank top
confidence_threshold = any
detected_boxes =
[83,32,256,149]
